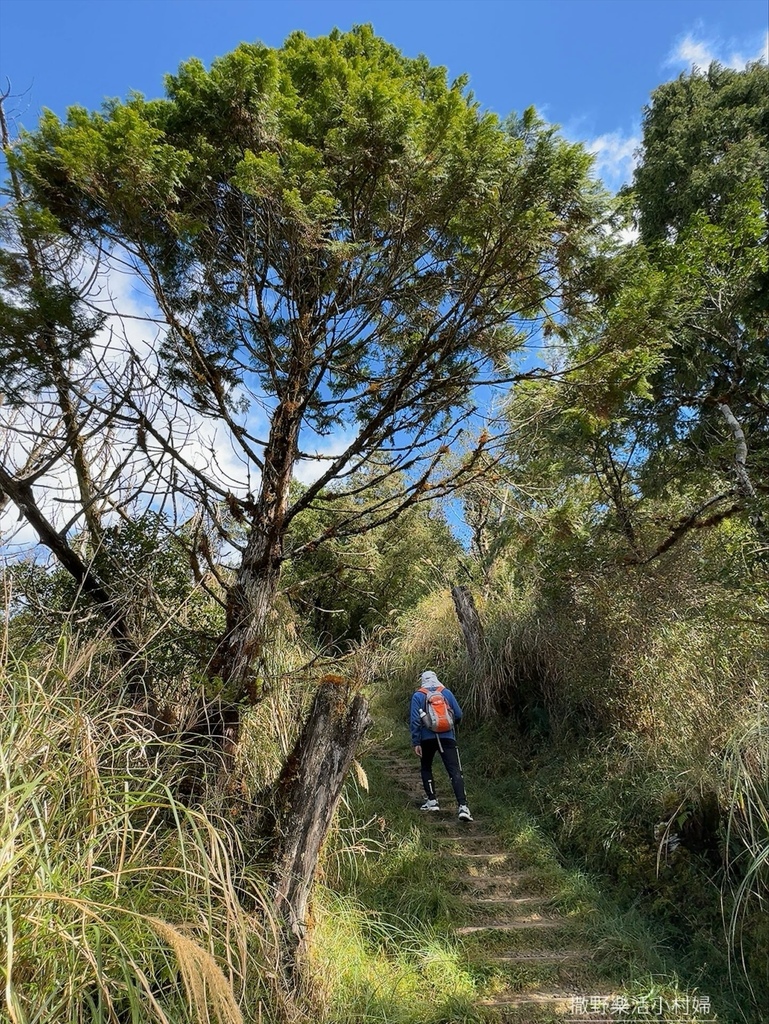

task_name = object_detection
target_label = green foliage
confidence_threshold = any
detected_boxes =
[4,27,619,709]
[5,512,224,684]
[482,515,767,744]
[638,183,769,491]
[309,889,479,1024]
[284,475,461,646]
[633,61,769,245]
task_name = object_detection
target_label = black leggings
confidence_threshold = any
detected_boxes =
[420,737,467,806]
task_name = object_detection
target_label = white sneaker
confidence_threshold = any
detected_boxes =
[420,799,440,811]
[458,805,473,822]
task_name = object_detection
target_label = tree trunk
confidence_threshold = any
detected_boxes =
[206,392,306,754]
[717,401,756,500]
[269,681,372,967]
[451,584,485,669]
[717,401,768,543]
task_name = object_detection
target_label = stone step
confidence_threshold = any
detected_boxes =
[456,851,512,861]
[436,832,494,841]
[450,853,518,876]
[440,840,504,855]
[457,872,533,886]
[479,989,576,1011]
[462,895,544,907]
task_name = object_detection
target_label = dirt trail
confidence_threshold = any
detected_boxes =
[375,751,597,1021]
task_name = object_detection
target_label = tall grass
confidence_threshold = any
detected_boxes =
[0,645,284,1024]
[722,709,769,993]
[469,551,768,752]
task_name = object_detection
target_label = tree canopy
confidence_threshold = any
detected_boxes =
[499,60,769,567]
[3,25,611,708]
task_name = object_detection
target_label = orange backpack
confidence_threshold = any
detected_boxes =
[418,685,455,734]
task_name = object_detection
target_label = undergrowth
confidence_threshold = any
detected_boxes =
[3,519,766,1023]
[326,692,728,1023]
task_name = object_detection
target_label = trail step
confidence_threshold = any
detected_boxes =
[462,895,544,906]
[456,916,566,935]
[437,833,494,841]
[456,851,511,861]
[488,949,589,963]
[479,990,576,1009]
[457,872,533,884]
[374,751,594,1020]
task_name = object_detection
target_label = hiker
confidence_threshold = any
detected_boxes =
[411,670,473,822]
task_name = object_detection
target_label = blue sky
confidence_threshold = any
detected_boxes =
[1,0,767,191]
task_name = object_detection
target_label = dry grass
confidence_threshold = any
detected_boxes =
[0,649,283,1024]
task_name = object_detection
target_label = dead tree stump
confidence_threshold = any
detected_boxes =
[451,583,485,669]
[270,680,372,967]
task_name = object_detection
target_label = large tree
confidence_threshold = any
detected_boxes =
[4,27,611,950]
[9,26,608,716]
[495,61,769,567]
[630,60,769,535]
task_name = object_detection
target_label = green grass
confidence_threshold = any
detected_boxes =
[309,888,481,1024]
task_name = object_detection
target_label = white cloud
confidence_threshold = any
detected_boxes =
[586,130,641,191]
[667,29,769,71]
[670,34,717,68]
[617,224,640,246]
[293,431,355,486]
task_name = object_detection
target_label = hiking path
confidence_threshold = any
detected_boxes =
[374,748,614,1023]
